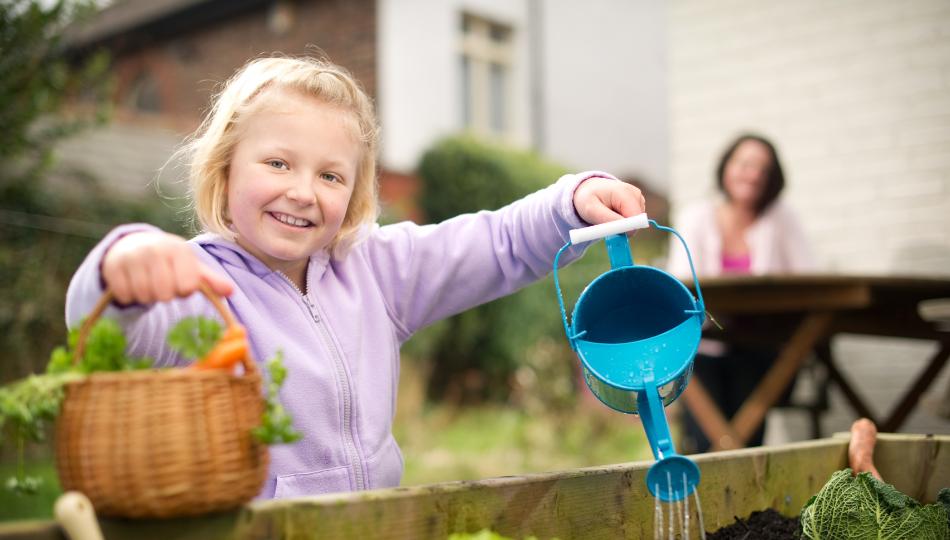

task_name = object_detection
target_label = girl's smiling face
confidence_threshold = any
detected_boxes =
[227,88,360,282]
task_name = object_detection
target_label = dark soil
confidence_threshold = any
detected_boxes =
[706,508,801,540]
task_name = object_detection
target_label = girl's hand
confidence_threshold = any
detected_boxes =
[573,176,646,225]
[102,231,234,305]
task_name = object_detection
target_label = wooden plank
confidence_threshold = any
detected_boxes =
[700,283,871,314]
[1,435,946,540]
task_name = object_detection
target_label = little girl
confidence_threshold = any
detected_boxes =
[66,56,645,498]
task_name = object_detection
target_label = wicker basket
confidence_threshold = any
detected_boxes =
[54,284,269,518]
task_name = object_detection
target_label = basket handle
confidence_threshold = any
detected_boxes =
[73,282,257,375]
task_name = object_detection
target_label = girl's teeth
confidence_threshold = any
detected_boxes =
[274,213,311,227]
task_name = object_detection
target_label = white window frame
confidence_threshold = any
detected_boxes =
[458,13,514,138]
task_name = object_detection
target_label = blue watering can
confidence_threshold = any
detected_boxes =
[553,214,706,502]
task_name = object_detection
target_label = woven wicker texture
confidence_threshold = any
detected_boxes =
[55,284,269,518]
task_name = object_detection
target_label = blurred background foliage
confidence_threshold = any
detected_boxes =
[0,0,187,385]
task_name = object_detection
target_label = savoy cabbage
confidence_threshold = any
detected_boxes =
[800,468,950,540]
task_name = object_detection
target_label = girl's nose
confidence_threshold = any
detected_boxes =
[286,176,317,205]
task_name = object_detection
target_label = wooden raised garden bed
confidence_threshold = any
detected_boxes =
[0,433,946,539]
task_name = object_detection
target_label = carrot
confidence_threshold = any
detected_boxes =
[848,418,882,480]
[190,324,248,371]
[220,325,246,343]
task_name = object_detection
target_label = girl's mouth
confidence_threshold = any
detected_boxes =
[269,211,314,228]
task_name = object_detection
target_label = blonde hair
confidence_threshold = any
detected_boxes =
[184,55,379,256]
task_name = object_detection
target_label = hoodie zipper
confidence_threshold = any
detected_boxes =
[276,271,366,491]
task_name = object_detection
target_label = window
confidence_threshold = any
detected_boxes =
[127,71,161,113]
[458,13,513,137]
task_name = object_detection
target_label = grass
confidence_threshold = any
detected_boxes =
[0,458,61,521]
[395,404,650,486]
[393,357,651,486]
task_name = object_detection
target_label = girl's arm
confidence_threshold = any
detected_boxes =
[66,224,232,367]
[362,172,641,340]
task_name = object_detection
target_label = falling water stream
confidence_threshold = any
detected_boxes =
[652,472,706,540]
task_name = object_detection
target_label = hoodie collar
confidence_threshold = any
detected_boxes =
[193,233,331,285]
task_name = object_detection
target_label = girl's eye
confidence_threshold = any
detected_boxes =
[321,172,342,183]
[267,159,288,170]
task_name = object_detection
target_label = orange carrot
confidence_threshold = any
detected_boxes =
[193,339,247,371]
[220,325,246,343]
[848,418,882,480]
[190,324,248,371]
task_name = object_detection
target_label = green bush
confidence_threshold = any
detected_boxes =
[413,135,623,406]
[0,0,188,385]
[411,136,566,403]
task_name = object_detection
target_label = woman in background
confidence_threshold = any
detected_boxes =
[668,133,816,452]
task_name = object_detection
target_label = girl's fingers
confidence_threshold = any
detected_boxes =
[610,183,646,218]
[574,177,646,225]
[171,248,202,298]
[100,231,232,304]
[151,255,178,302]
[583,204,626,225]
[106,268,134,305]
[198,263,234,297]
[129,258,157,305]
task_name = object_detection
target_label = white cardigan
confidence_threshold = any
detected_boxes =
[667,198,816,280]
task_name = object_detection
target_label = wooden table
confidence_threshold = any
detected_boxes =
[681,274,950,451]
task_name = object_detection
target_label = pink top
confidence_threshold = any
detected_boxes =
[667,199,816,279]
[721,253,752,274]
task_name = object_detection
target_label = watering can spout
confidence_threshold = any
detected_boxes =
[639,374,700,502]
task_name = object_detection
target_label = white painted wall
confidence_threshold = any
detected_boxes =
[668,0,950,275]
[540,1,667,188]
[376,0,529,173]
[377,0,669,191]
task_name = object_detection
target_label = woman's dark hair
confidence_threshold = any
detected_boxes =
[716,133,784,216]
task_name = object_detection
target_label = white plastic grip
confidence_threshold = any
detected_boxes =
[55,491,104,540]
[569,213,650,244]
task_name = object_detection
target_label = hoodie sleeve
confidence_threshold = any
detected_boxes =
[362,171,618,341]
[65,224,221,368]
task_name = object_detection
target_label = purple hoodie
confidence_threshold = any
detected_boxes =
[65,171,611,498]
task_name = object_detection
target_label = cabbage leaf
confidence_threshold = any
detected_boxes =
[800,468,950,540]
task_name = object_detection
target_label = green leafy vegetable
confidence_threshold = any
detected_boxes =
[253,352,301,445]
[46,319,152,374]
[3,318,152,494]
[800,469,950,540]
[167,316,223,360]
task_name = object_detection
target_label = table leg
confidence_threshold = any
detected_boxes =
[881,340,950,432]
[731,312,834,446]
[815,343,878,422]
[681,379,743,451]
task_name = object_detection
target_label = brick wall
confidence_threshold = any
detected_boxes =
[58,0,394,206]
[110,0,377,130]
[668,0,950,274]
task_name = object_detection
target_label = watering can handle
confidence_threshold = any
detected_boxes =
[569,213,650,244]
[651,221,706,317]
